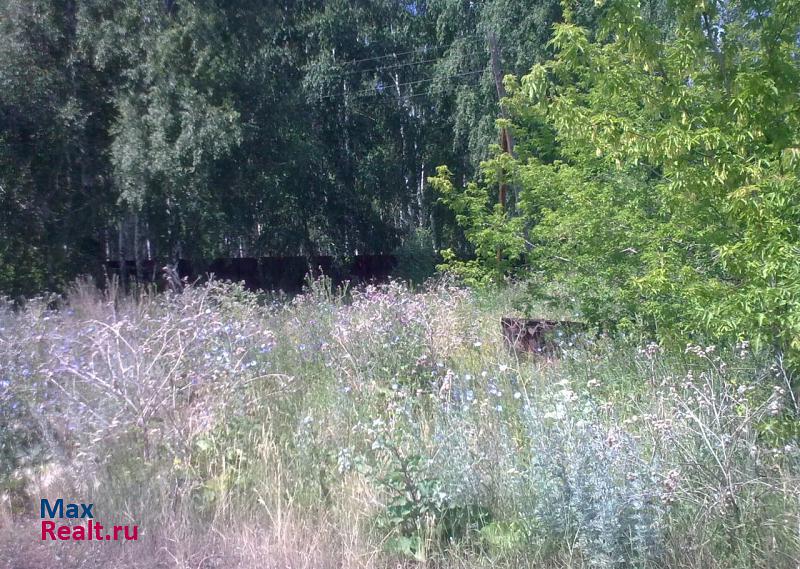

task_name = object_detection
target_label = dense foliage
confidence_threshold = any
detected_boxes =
[0,0,579,296]
[3,2,800,567]
[435,0,800,365]
[1,281,797,567]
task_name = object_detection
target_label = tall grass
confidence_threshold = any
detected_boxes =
[0,277,798,568]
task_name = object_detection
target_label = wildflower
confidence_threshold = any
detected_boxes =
[768,398,783,416]
[513,391,522,400]
[662,469,680,504]
[544,409,564,421]
[337,449,352,473]
[439,372,453,399]
[737,340,750,358]
[559,388,578,403]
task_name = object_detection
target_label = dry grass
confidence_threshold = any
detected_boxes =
[1,279,798,568]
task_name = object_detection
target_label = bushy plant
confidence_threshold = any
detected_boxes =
[1,279,798,568]
[433,0,800,379]
[393,227,439,286]
[522,398,667,567]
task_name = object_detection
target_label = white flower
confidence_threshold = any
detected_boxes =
[544,407,565,421]
[559,388,578,403]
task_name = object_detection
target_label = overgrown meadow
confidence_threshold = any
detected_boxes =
[1,278,798,568]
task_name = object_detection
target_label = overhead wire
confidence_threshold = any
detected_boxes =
[314,68,486,102]
[336,50,485,77]
[334,34,484,67]
[303,33,490,103]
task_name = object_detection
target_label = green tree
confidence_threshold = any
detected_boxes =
[436,0,800,366]
[0,0,596,296]
[0,0,116,295]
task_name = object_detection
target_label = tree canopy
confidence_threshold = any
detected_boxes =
[434,0,800,362]
[0,0,574,296]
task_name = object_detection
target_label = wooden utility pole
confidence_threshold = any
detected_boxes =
[488,32,515,261]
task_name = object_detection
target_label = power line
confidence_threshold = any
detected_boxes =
[309,35,489,101]
[405,80,487,99]
[316,69,484,100]
[337,50,485,77]
[380,83,485,105]
[314,69,486,102]
[334,34,484,67]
